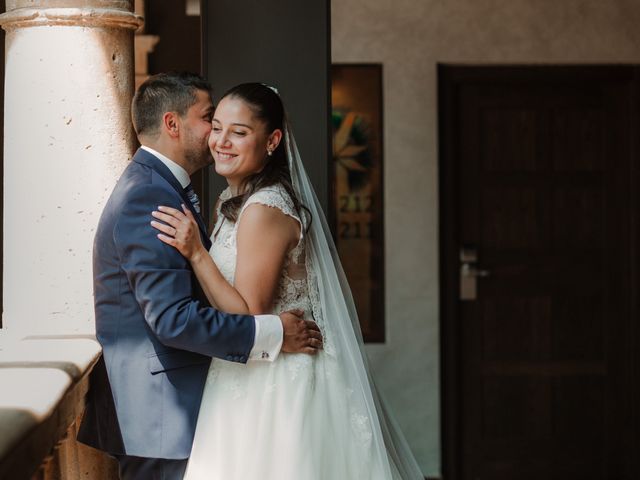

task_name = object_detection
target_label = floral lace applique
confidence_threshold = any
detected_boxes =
[351,412,374,447]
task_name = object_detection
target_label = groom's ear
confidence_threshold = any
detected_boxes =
[162,112,180,138]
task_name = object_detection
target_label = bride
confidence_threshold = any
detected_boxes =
[151,83,423,479]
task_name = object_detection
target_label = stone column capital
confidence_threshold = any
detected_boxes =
[0,6,143,31]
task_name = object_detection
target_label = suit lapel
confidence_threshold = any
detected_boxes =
[133,148,212,251]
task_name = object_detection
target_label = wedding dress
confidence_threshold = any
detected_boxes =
[184,119,424,480]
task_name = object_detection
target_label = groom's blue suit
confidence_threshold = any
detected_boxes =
[78,148,255,467]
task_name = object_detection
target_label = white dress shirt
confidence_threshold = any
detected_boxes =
[140,145,284,361]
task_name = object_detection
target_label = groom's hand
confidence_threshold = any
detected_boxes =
[280,309,323,355]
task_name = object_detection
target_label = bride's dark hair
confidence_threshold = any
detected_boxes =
[219,83,310,228]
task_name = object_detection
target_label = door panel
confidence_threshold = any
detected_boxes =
[440,66,639,480]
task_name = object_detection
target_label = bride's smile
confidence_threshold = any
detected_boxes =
[215,151,237,161]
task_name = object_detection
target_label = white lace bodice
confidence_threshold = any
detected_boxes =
[209,184,311,315]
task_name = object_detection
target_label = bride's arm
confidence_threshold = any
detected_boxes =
[151,204,298,315]
[234,204,299,313]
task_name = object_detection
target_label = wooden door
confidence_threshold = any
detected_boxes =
[440,66,640,480]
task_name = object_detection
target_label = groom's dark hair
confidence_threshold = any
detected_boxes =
[132,72,212,137]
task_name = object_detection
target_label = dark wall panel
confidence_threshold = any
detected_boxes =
[145,0,201,74]
[203,0,331,213]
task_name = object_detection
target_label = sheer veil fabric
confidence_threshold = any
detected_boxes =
[284,116,424,479]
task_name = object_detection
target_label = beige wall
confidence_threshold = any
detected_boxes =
[332,0,640,475]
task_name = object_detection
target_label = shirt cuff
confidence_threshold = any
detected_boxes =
[248,314,283,362]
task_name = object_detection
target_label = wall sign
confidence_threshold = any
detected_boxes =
[331,64,385,342]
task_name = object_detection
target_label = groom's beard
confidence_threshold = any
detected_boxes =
[184,139,213,172]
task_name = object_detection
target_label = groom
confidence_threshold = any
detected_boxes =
[77,72,322,479]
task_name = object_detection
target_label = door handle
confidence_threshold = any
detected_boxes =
[460,246,490,300]
[461,263,491,278]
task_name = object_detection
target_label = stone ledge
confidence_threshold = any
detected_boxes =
[0,337,101,379]
[0,7,144,31]
[0,337,101,479]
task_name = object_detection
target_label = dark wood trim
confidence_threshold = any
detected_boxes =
[324,0,334,231]
[377,62,385,343]
[438,64,634,84]
[199,0,208,79]
[374,62,385,343]
[194,0,211,228]
[631,66,640,477]
[438,64,640,480]
[0,0,5,328]
[438,63,460,480]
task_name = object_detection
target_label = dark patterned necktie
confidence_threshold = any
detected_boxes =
[184,183,201,214]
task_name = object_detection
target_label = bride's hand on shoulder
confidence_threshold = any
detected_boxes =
[151,205,207,262]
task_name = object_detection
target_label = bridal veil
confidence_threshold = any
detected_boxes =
[283,113,425,479]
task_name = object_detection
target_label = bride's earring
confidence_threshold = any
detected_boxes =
[267,147,273,156]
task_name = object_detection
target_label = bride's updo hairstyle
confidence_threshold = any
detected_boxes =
[219,82,309,228]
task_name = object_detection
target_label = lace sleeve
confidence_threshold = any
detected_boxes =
[237,185,304,246]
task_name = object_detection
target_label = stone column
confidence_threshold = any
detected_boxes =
[0,1,142,337]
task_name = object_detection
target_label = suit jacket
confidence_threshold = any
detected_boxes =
[77,148,255,459]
